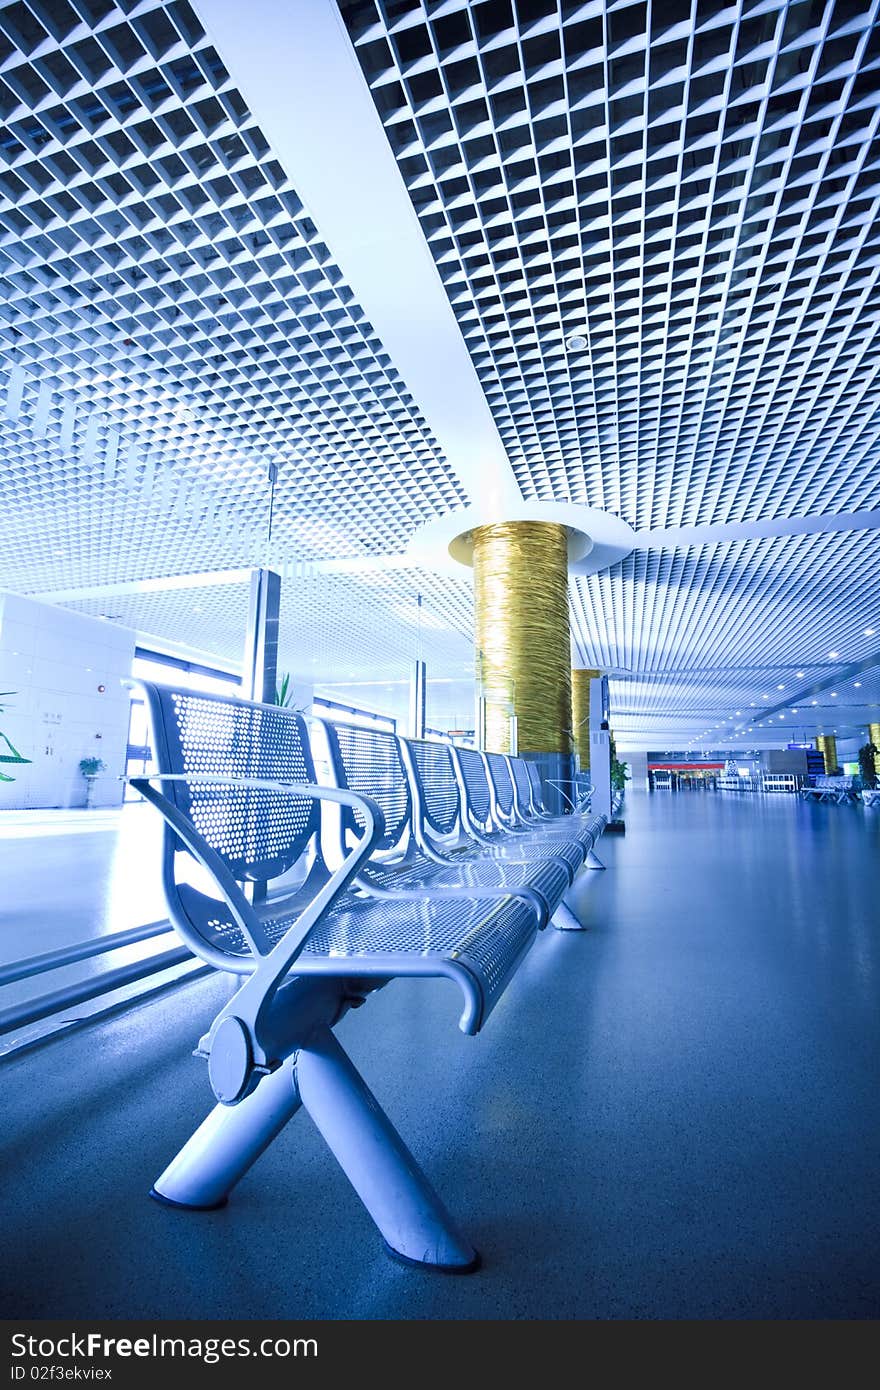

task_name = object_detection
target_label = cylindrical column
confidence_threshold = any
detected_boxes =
[815,735,838,774]
[869,723,880,779]
[472,521,572,756]
[571,668,599,772]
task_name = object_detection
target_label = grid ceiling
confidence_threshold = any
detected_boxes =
[340,0,880,529]
[0,0,879,746]
[64,563,477,682]
[0,0,466,599]
[585,526,880,739]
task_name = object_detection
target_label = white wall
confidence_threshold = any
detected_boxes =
[620,749,648,787]
[0,593,135,810]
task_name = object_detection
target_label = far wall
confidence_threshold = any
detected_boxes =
[0,592,135,810]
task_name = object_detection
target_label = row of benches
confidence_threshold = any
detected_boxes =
[800,776,869,805]
[133,680,610,1273]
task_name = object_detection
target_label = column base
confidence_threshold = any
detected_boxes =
[519,751,575,816]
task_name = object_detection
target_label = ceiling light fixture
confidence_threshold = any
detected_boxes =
[565,332,588,352]
[829,650,839,659]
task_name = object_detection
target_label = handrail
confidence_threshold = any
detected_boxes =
[0,947,206,1037]
[0,919,174,987]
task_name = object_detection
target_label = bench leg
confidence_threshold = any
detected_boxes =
[586,848,606,869]
[295,1024,480,1273]
[551,901,587,932]
[151,1055,302,1211]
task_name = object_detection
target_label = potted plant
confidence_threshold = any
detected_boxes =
[79,756,106,809]
[0,692,30,784]
[857,741,878,791]
[273,673,307,712]
[610,755,630,794]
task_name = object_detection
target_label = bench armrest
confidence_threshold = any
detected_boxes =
[132,773,384,1100]
[544,778,590,813]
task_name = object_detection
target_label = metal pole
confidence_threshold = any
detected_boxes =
[408,660,426,740]
[0,946,196,1036]
[242,567,281,705]
[152,1056,303,1211]
[0,919,173,987]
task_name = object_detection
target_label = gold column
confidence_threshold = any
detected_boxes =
[815,734,838,774]
[571,668,599,771]
[868,722,880,778]
[472,521,572,755]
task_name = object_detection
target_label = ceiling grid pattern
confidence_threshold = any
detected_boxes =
[0,0,468,599]
[340,0,880,531]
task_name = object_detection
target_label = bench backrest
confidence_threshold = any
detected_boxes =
[526,761,546,810]
[508,756,535,818]
[142,682,320,882]
[405,738,462,838]
[484,752,515,821]
[452,747,493,828]
[322,719,412,852]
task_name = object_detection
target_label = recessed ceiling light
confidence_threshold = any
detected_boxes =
[865,628,875,636]
[829,650,839,659]
[777,684,785,690]
[565,332,588,352]
[854,682,862,689]
[796,671,805,678]
[831,691,837,697]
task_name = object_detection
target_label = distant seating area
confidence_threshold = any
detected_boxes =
[800,775,861,804]
[863,788,880,808]
[132,682,609,1273]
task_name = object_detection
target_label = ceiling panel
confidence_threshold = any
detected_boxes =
[0,0,467,601]
[339,0,880,530]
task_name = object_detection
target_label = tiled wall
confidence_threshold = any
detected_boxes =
[0,594,135,810]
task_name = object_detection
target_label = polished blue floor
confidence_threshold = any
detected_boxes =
[1,788,878,1318]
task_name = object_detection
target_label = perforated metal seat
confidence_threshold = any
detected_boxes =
[402,736,573,904]
[508,756,607,850]
[453,747,587,880]
[133,681,546,1274]
[138,683,540,1030]
[320,720,568,927]
[199,889,536,1035]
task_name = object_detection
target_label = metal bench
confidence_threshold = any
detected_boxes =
[133,682,572,1272]
[400,735,594,923]
[799,776,860,805]
[507,755,607,866]
[319,719,569,929]
[452,746,587,881]
[484,751,606,870]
